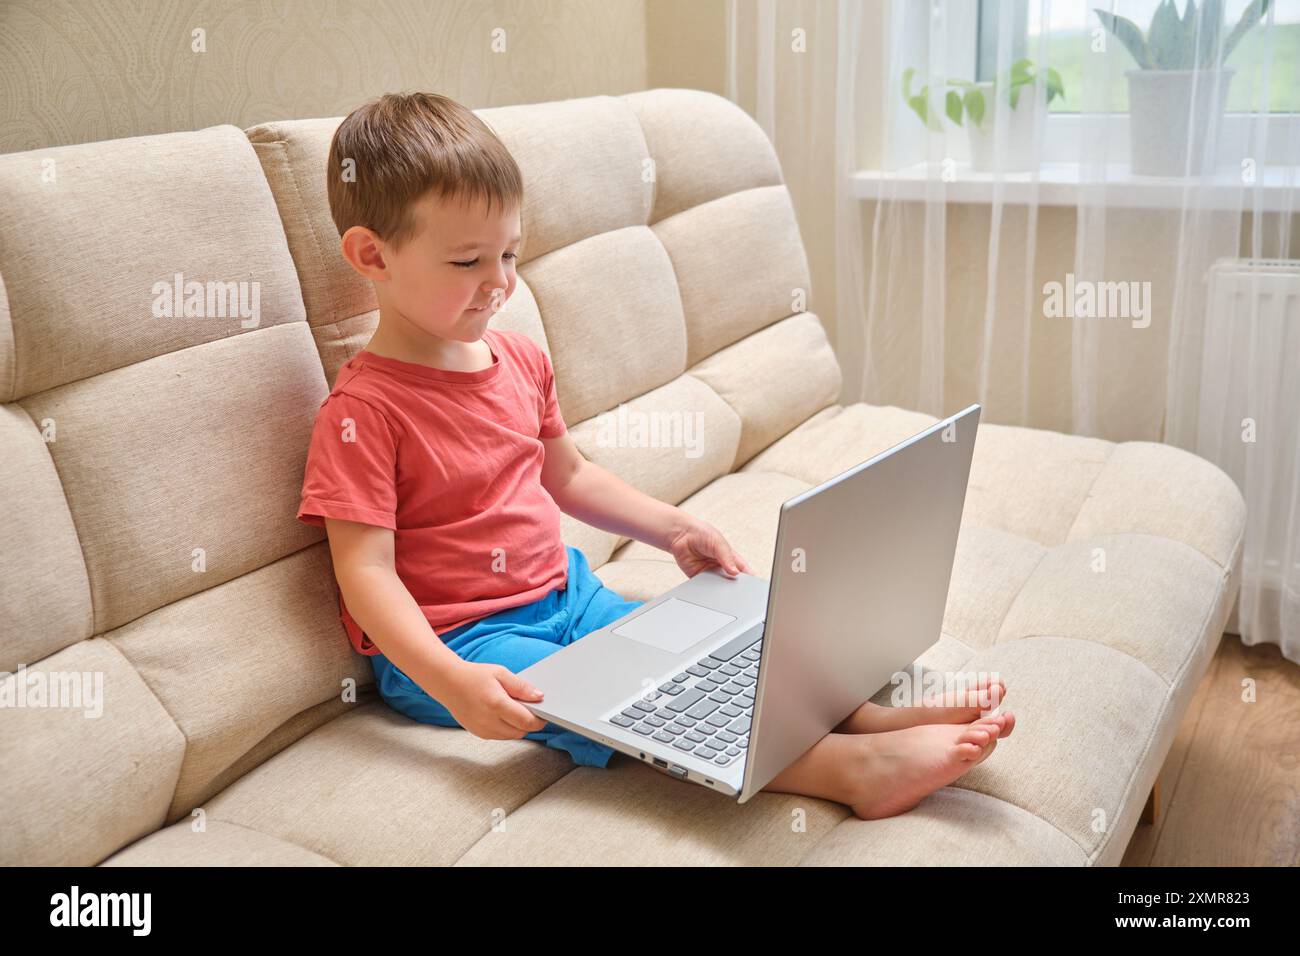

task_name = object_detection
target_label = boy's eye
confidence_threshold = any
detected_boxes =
[451,252,518,269]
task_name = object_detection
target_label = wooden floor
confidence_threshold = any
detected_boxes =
[1121,632,1300,866]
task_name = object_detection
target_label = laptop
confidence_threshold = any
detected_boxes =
[519,403,981,802]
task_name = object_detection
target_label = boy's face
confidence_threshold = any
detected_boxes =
[368,191,521,343]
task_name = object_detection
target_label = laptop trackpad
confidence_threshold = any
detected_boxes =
[612,598,737,654]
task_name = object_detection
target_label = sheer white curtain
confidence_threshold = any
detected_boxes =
[728,0,1300,662]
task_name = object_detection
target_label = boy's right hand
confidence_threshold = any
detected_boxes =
[439,662,550,740]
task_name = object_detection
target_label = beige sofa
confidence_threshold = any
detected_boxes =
[0,89,1245,866]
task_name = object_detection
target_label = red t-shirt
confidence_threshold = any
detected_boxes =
[297,328,570,655]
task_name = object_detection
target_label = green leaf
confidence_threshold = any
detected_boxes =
[1148,0,1191,68]
[964,89,985,126]
[1094,8,1153,68]
[945,89,963,125]
[907,93,927,125]
[1223,0,1270,62]
[906,88,943,131]
[1194,0,1225,69]
[1006,69,1034,109]
[1046,66,1065,102]
[903,66,915,101]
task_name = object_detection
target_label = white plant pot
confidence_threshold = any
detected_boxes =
[1125,69,1234,176]
[965,80,1046,173]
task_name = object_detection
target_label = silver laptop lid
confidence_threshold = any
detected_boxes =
[738,404,981,802]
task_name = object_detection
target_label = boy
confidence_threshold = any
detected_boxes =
[298,92,1014,819]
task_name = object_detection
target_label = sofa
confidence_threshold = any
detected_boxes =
[0,88,1245,866]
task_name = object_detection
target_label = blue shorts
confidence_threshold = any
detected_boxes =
[370,545,646,768]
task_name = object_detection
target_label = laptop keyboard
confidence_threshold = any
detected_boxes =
[603,622,763,768]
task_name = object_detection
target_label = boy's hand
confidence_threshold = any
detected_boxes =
[439,661,550,740]
[667,517,754,579]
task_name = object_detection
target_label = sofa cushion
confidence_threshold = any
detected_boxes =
[20,324,326,633]
[106,541,373,822]
[609,470,810,588]
[0,638,186,866]
[566,373,743,563]
[102,701,587,867]
[0,125,342,867]
[0,125,306,401]
[523,225,686,424]
[795,788,1088,866]
[0,404,92,669]
[688,313,841,469]
[1069,441,1245,570]
[101,821,339,867]
[655,184,812,366]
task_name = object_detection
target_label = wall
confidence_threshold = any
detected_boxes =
[0,0,654,152]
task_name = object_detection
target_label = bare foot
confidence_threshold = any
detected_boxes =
[847,715,1012,820]
[835,676,1008,735]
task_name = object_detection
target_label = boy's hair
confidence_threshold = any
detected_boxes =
[325,91,523,249]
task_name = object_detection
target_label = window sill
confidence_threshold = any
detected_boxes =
[852,162,1299,212]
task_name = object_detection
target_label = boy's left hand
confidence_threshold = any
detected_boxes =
[667,518,754,579]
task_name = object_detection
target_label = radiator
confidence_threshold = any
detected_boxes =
[1192,258,1300,641]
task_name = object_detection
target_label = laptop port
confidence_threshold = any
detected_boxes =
[652,757,668,769]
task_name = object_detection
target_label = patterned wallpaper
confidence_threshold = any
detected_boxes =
[0,0,656,153]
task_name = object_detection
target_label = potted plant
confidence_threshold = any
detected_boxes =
[902,60,1064,173]
[1095,0,1271,176]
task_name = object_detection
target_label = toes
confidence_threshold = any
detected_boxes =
[975,679,1004,709]
[932,675,1005,710]
[958,734,998,764]
[974,676,1005,708]
[975,685,1003,715]
[985,681,1004,708]
[945,678,1002,713]
[988,712,1013,737]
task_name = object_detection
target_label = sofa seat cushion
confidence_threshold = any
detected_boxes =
[740,403,1244,568]
[607,469,810,589]
[98,401,1246,867]
[101,820,339,867]
[101,700,592,867]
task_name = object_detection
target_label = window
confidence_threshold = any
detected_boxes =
[975,0,1300,114]
[866,0,1299,202]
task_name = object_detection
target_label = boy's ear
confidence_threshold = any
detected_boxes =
[339,225,389,281]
